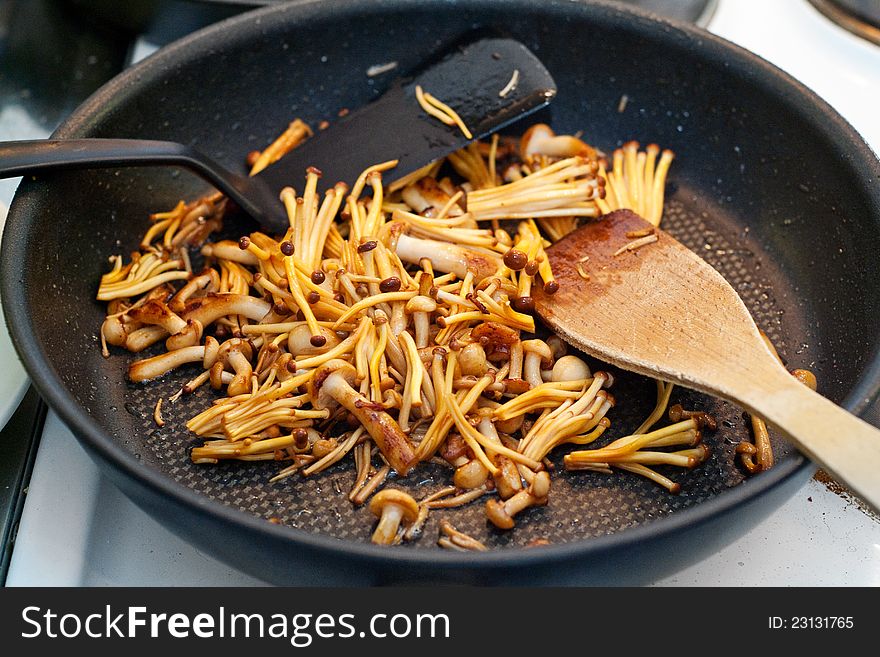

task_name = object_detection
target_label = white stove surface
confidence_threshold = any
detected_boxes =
[6,0,880,586]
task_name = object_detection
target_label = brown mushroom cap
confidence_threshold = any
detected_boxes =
[485,498,515,530]
[368,489,420,522]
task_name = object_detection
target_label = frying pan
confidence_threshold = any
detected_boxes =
[3,0,880,585]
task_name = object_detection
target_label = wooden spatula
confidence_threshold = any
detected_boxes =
[533,209,880,512]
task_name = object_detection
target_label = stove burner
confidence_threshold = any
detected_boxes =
[808,0,880,45]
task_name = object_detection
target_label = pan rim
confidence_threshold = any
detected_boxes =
[3,0,878,573]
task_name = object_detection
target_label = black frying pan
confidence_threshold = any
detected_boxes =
[3,0,880,585]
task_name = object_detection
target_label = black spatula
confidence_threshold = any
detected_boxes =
[0,38,555,234]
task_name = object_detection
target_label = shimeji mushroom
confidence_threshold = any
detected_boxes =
[402,176,464,217]
[287,324,340,356]
[457,342,488,377]
[485,470,551,529]
[128,336,221,382]
[215,338,255,397]
[521,339,554,389]
[183,293,272,328]
[128,299,188,336]
[550,355,591,383]
[96,127,694,546]
[168,268,220,312]
[492,454,523,500]
[453,458,490,490]
[310,359,416,475]
[369,489,420,545]
[668,403,718,432]
[520,123,597,160]
[404,294,437,349]
[395,233,500,281]
[129,345,209,382]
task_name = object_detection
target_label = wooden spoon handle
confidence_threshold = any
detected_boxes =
[743,371,880,512]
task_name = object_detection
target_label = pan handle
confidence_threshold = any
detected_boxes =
[0,139,287,232]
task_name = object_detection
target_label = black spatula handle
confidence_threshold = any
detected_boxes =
[0,139,287,230]
[0,138,206,177]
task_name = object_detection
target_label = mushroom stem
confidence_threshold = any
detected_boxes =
[129,345,206,382]
[485,470,550,529]
[373,505,404,543]
[395,234,499,281]
[369,489,419,545]
[183,293,272,326]
[320,369,416,475]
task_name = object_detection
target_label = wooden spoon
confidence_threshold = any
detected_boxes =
[533,209,880,512]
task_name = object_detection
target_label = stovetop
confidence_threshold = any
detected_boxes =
[1,0,879,586]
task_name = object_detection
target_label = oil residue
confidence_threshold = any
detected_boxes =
[813,469,880,522]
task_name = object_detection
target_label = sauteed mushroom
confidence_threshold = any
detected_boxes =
[310,359,416,475]
[98,119,733,545]
[369,489,420,545]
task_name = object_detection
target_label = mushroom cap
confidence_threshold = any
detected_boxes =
[492,456,523,500]
[521,339,554,365]
[129,299,184,331]
[546,335,568,360]
[215,337,252,362]
[453,458,490,490]
[405,295,437,314]
[493,413,524,435]
[213,338,253,372]
[530,471,551,499]
[485,498,515,530]
[519,123,556,158]
[457,342,488,377]
[101,315,129,347]
[310,358,358,409]
[520,123,596,159]
[368,489,419,522]
[288,324,340,356]
[550,355,592,383]
[470,321,519,349]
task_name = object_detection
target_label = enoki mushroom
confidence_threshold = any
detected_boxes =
[97,118,700,545]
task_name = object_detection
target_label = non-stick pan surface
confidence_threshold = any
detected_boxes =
[3,0,880,584]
